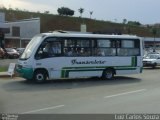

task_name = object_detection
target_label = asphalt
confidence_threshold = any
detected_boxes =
[1,67,160,114]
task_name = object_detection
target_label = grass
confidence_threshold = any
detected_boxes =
[0,67,8,72]
[0,8,153,37]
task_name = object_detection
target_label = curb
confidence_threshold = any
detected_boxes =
[0,77,23,81]
[0,72,19,78]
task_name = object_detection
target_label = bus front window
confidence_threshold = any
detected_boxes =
[20,35,43,60]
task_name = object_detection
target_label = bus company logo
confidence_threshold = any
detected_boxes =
[71,59,106,65]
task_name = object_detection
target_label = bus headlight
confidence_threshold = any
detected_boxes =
[16,64,22,69]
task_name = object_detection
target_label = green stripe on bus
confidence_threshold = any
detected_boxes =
[61,67,137,78]
[131,56,137,67]
[61,57,137,78]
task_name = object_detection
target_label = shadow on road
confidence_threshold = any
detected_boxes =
[2,76,142,92]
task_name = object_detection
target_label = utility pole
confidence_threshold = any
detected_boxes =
[89,11,93,19]
[151,28,157,52]
[0,31,4,48]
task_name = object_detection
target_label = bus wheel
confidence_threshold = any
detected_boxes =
[102,68,114,80]
[33,70,47,83]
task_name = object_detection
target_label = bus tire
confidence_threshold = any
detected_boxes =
[102,68,114,80]
[33,70,47,83]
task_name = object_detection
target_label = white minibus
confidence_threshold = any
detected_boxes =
[16,32,143,83]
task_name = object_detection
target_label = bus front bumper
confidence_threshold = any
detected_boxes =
[16,65,34,80]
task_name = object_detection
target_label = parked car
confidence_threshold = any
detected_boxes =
[5,48,20,59]
[16,48,25,55]
[143,53,160,68]
[0,47,5,58]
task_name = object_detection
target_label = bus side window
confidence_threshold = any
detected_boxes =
[81,48,91,56]
[64,47,73,56]
[35,43,48,59]
[50,42,62,55]
[117,40,140,56]
[43,43,52,57]
[35,41,62,59]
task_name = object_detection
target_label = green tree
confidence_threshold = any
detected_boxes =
[78,8,84,17]
[123,19,127,24]
[89,11,93,19]
[57,7,74,16]
[44,11,50,14]
[127,21,141,26]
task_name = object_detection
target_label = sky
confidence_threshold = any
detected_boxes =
[1,0,160,24]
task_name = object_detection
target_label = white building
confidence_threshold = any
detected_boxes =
[5,18,40,47]
[0,12,5,23]
[0,12,40,48]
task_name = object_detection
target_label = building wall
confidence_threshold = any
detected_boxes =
[0,12,9,33]
[0,12,5,23]
[5,18,40,38]
[143,37,160,48]
[4,18,40,48]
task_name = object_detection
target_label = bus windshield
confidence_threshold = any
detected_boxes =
[20,35,43,60]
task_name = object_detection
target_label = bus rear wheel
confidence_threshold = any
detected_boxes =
[102,68,114,80]
[33,70,47,83]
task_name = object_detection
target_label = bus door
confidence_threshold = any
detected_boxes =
[35,37,63,79]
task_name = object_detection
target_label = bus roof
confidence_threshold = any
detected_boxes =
[41,32,140,40]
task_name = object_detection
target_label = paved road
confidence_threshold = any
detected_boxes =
[0,68,160,114]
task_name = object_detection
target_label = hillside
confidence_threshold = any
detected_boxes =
[0,9,155,37]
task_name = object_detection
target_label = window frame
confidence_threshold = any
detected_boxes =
[63,37,93,57]
[35,37,63,60]
[116,39,140,56]
[35,37,141,59]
